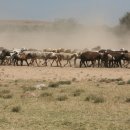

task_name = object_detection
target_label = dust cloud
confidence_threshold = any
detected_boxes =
[0,20,129,50]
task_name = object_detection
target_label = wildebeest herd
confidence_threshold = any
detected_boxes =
[0,48,130,68]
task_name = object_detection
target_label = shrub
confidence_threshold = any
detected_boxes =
[0,90,10,94]
[0,90,13,99]
[11,106,21,113]
[22,86,36,92]
[48,82,60,88]
[56,95,68,101]
[99,78,123,83]
[48,80,71,88]
[57,80,71,85]
[40,92,52,97]
[72,89,84,97]
[2,94,13,99]
[85,94,105,103]
[117,81,126,85]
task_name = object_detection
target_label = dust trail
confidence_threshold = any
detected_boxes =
[0,20,129,50]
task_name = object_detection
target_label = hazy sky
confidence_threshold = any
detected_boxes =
[0,0,130,25]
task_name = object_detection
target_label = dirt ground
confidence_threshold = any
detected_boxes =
[0,66,130,81]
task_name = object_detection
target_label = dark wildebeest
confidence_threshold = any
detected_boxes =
[0,49,11,65]
[80,51,102,68]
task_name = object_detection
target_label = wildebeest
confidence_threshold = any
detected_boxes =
[123,52,130,68]
[80,51,102,68]
[0,49,11,65]
[56,53,79,67]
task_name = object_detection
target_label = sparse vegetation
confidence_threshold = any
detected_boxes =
[1,94,13,99]
[85,94,105,103]
[99,77,123,83]
[117,81,126,85]
[72,89,84,97]
[40,92,52,97]
[48,80,71,88]
[56,95,68,101]
[0,89,10,94]
[22,86,36,92]
[11,106,21,113]
[58,80,71,85]
[0,90,13,99]
[0,73,130,129]
[48,82,60,88]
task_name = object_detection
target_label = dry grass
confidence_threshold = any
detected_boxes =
[0,78,130,130]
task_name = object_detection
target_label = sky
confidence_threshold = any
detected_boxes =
[0,0,130,26]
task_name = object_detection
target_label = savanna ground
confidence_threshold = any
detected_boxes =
[0,66,130,130]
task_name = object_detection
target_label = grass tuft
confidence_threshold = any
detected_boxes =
[40,92,52,97]
[56,95,68,101]
[48,80,71,88]
[11,106,21,113]
[117,81,126,85]
[22,86,36,92]
[48,82,60,88]
[72,89,84,97]
[85,94,105,103]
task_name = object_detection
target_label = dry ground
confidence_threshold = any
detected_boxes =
[0,66,130,130]
[0,66,130,81]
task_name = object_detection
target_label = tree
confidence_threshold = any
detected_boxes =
[120,12,130,30]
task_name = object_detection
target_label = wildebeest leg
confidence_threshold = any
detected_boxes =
[25,60,29,66]
[97,60,100,67]
[91,61,95,67]
[64,60,69,67]
[42,59,47,66]
[51,59,55,66]
[35,59,39,66]
[118,60,122,68]
[58,59,62,67]
[80,60,86,68]
[80,60,82,67]
[21,60,23,66]
[68,60,72,67]
[1,59,4,65]
[74,58,77,67]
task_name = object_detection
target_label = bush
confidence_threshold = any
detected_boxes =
[11,106,21,113]
[85,94,105,103]
[99,78,123,83]
[48,80,71,88]
[72,89,84,97]
[40,92,52,97]
[57,80,71,85]
[2,94,13,99]
[117,81,126,85]
[0,90,10,94]
[0,90,13,99]
[22,86,36,92]
[56,95,68,101]
[48,82,60,88]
